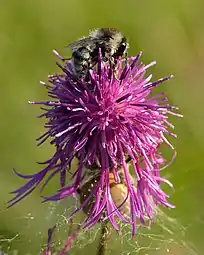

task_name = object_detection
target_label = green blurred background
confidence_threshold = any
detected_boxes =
[0,0,204,254]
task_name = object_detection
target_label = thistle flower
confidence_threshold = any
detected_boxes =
[9,50,182,239]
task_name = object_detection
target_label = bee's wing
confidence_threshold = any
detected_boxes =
[67,37,99,50]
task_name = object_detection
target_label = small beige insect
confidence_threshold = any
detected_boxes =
[78,167,133,218]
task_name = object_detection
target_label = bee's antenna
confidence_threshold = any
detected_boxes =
[125,51,128,65]
[53,49,71,62]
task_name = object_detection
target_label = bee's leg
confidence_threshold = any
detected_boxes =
[126,156,131,163]
[62,57,71,61]
[53,50,70,62]
[125,52,128,65]
[85,71,91,82]
[107,58,118,79]
[84,61,93,82]
[106,59,114,79]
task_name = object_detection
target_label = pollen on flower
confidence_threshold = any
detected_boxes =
[9,48,182,254]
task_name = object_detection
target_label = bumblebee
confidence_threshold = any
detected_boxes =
[68,28,129,78]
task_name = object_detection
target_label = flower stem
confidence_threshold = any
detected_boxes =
[97,222,112,255]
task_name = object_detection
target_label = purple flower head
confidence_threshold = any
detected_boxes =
[9,50,182,238]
